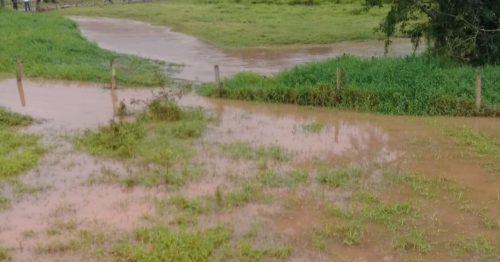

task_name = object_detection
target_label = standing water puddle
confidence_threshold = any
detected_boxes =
[70,16,420,82]
[0,79,499,261]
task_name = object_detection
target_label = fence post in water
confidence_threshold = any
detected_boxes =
[336,68,341,92]
[214,65,222,98]
[475,71,482,111]
[110,59,119,115]
[16,57,26,107]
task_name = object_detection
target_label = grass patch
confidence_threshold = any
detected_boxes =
[56,1,389,48]
[121,165,203,187]
[112,225,232,261]
[0,108,45,179]
[199,55,500,116]
[170,195,207,214]
[391,230,431,254]
[0,246,11,261]
[441,124,500,172]
[234,240,292,261]
[382,170,445,199]
[323,201,426,251]
[302,120,324,133]
[0,195,10,210]
[215,183,263,208]
[316,166,364,187]
[255,169,309,187]
[35,230,106,255]
[0,108,33,127]
[0,9,169,86]
[451,237,500,262]
[221,142,289,161]
[74,94,210,186]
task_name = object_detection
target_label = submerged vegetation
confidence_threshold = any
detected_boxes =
[200,55,500,116]
[0,9,170,86]
[73,89,211,187]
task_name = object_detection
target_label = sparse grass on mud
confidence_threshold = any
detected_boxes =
[440,123,500,172]
[0,10,170,86]
[0,108,45,179]
[200,55,500,116]
[310,166,500,261]
[221,142,289,161]
[56,1,389,48]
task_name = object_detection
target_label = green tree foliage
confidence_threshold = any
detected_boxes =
[365,0,500,65]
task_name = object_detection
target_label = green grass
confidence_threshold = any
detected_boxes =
[56,1,389,48]
[74,95,211,187]
[199,55,500,116]
[0,195,10,210]
[170,195,208,214]
[75,107,207,161]
[316,166,364,187]
[0,9,170,86]
[302,120,324,133]
[391,229,431,254]
[112,225,232,261]
[440,124,500,172]
[0,246,11,261]
[0,108,45,179]
[215,182,263,208]
[221,142,289,161]
[234,240,291,261]
[452,237,500,262]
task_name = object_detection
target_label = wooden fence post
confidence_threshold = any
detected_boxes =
[16,57,26,107]
[336,67,341,92]
[110,59,119,115]
[475,71,482,111]
[214,65,222,98]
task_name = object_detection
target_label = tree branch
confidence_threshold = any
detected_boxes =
[410,0,437,20]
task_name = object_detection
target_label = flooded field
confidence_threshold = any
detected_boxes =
[1,16,499,262]
[70,16,420,82]
[1,79,500,261]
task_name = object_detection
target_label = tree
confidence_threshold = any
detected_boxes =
[365,0,500,65]
[1,0,5,9]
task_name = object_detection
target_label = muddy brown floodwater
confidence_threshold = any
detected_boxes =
[0,17,499,262]
[70,16,421,82]
[1,79,500,262]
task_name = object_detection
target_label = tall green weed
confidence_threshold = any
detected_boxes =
[199,55,500,116]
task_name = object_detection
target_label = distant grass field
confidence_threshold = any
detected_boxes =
[0,9,170,86]
[56,0,390,48]
[199,55,500,116]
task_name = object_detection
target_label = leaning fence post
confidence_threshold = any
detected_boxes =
[110,59,119,115]
[16,57,26,107]
[336,67,341,92]
[475,71,482,111]
[214,65,222,98]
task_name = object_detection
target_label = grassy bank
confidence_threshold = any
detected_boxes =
[55,1,389,48]
[0,9,170,86]
[199,55,500,116]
